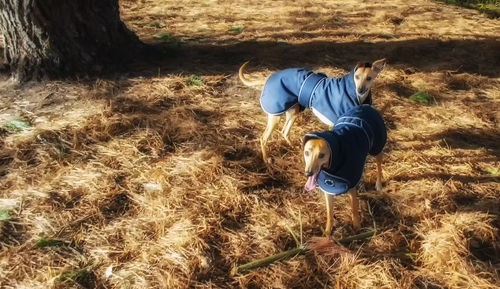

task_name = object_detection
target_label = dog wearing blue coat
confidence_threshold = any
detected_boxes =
[302,105,387,235]
[239,59,386,162]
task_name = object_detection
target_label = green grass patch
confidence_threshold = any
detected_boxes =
[0,199,22,221]
[0,209,11,222]
[229,25,245,33]
[139,21,165,28]
[187,75,205,86]
[484,167,500,175]
[380,34,395,39]
[36,237,66,248]
[56,267,95,287]
[409,91,433,104]
[4,119,30,132]
[154,32,182,47]
[436,0,500,18]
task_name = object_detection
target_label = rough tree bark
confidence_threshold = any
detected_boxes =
[0,0,142,82]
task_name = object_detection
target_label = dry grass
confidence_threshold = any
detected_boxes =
[417,212,499,288]
[1,0,500,288]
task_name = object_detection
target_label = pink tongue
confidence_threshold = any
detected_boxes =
[304,173,319,192]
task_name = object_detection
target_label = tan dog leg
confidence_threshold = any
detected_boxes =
[349,189,361,230]
[260,114,280,162]
[375,153,383,191]
[281,106,300,145]
[324,192,335,236]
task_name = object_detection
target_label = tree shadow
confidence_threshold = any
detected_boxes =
[128,37,500,79]
[391,172,499,184]
[389,126,500,186]
[434,127,500,158]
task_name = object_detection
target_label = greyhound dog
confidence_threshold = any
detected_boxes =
[302,105,387,235]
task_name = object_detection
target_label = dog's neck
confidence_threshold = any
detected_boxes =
[356,89,371,104]
[338,68,368,104]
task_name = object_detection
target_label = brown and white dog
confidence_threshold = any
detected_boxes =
[302,105,387,235]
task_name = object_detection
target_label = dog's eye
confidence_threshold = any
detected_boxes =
[367,76,372,81]
[304,151,310,157]
[319,153,325,159]
[355,75,360,80]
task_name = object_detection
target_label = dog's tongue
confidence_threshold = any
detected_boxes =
[304,172,319,192]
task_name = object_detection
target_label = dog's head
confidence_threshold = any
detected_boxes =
[353,58,386,101]
[303,138,331,192]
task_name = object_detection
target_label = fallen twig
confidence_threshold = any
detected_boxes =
[232,229,377,275]
[338,228,377,244]
[231,246,306,275]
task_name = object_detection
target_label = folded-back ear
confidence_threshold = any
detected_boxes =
[302,135,311,147]
[355,61,365,70]
[372,58,386,73]
[302,133,318,147]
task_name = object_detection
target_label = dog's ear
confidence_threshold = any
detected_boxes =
[355,61,365,70]
[302,135,311,148]
[302,134,318,148]
[372,58,386,73]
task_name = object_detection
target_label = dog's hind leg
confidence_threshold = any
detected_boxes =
[260,114,280,162]
[349,189,361,230]
[375,153,383,191]
[281,105,300,145]
[324,192,335,236]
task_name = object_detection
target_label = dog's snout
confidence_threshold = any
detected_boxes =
[305,171,314,177]
[358,86,366,94]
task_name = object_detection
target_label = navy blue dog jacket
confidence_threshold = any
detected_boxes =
[260,67,372,125]
[303,105,387,195]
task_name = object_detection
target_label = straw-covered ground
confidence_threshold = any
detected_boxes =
[1,0,499,288]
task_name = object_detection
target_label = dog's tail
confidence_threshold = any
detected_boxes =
[238,61,266,87]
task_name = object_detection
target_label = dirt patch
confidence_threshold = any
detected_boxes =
[0,220,28,249]
[47,190,84,210]
[99,193,131,220]
[223,146,258,162]
[469,237,500,264]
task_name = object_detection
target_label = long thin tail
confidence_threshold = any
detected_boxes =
[238,61,266,87]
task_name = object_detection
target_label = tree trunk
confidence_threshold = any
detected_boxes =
[0,0,142,82]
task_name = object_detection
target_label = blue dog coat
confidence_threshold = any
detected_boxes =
[260,67,372,125]
[303,105,386,195]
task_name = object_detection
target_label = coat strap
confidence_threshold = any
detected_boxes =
[298,72,326,108]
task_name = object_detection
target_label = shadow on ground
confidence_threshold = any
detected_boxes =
[130,37,500,78]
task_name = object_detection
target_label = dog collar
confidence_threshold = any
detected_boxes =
[357,90,373,106]
[318,170,350,195]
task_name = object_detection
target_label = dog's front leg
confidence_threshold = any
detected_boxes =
[324,192,335,236]
[349,189,361,230]
[375,153,383,191]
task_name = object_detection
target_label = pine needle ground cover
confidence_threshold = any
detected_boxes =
[0,0,499,288]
